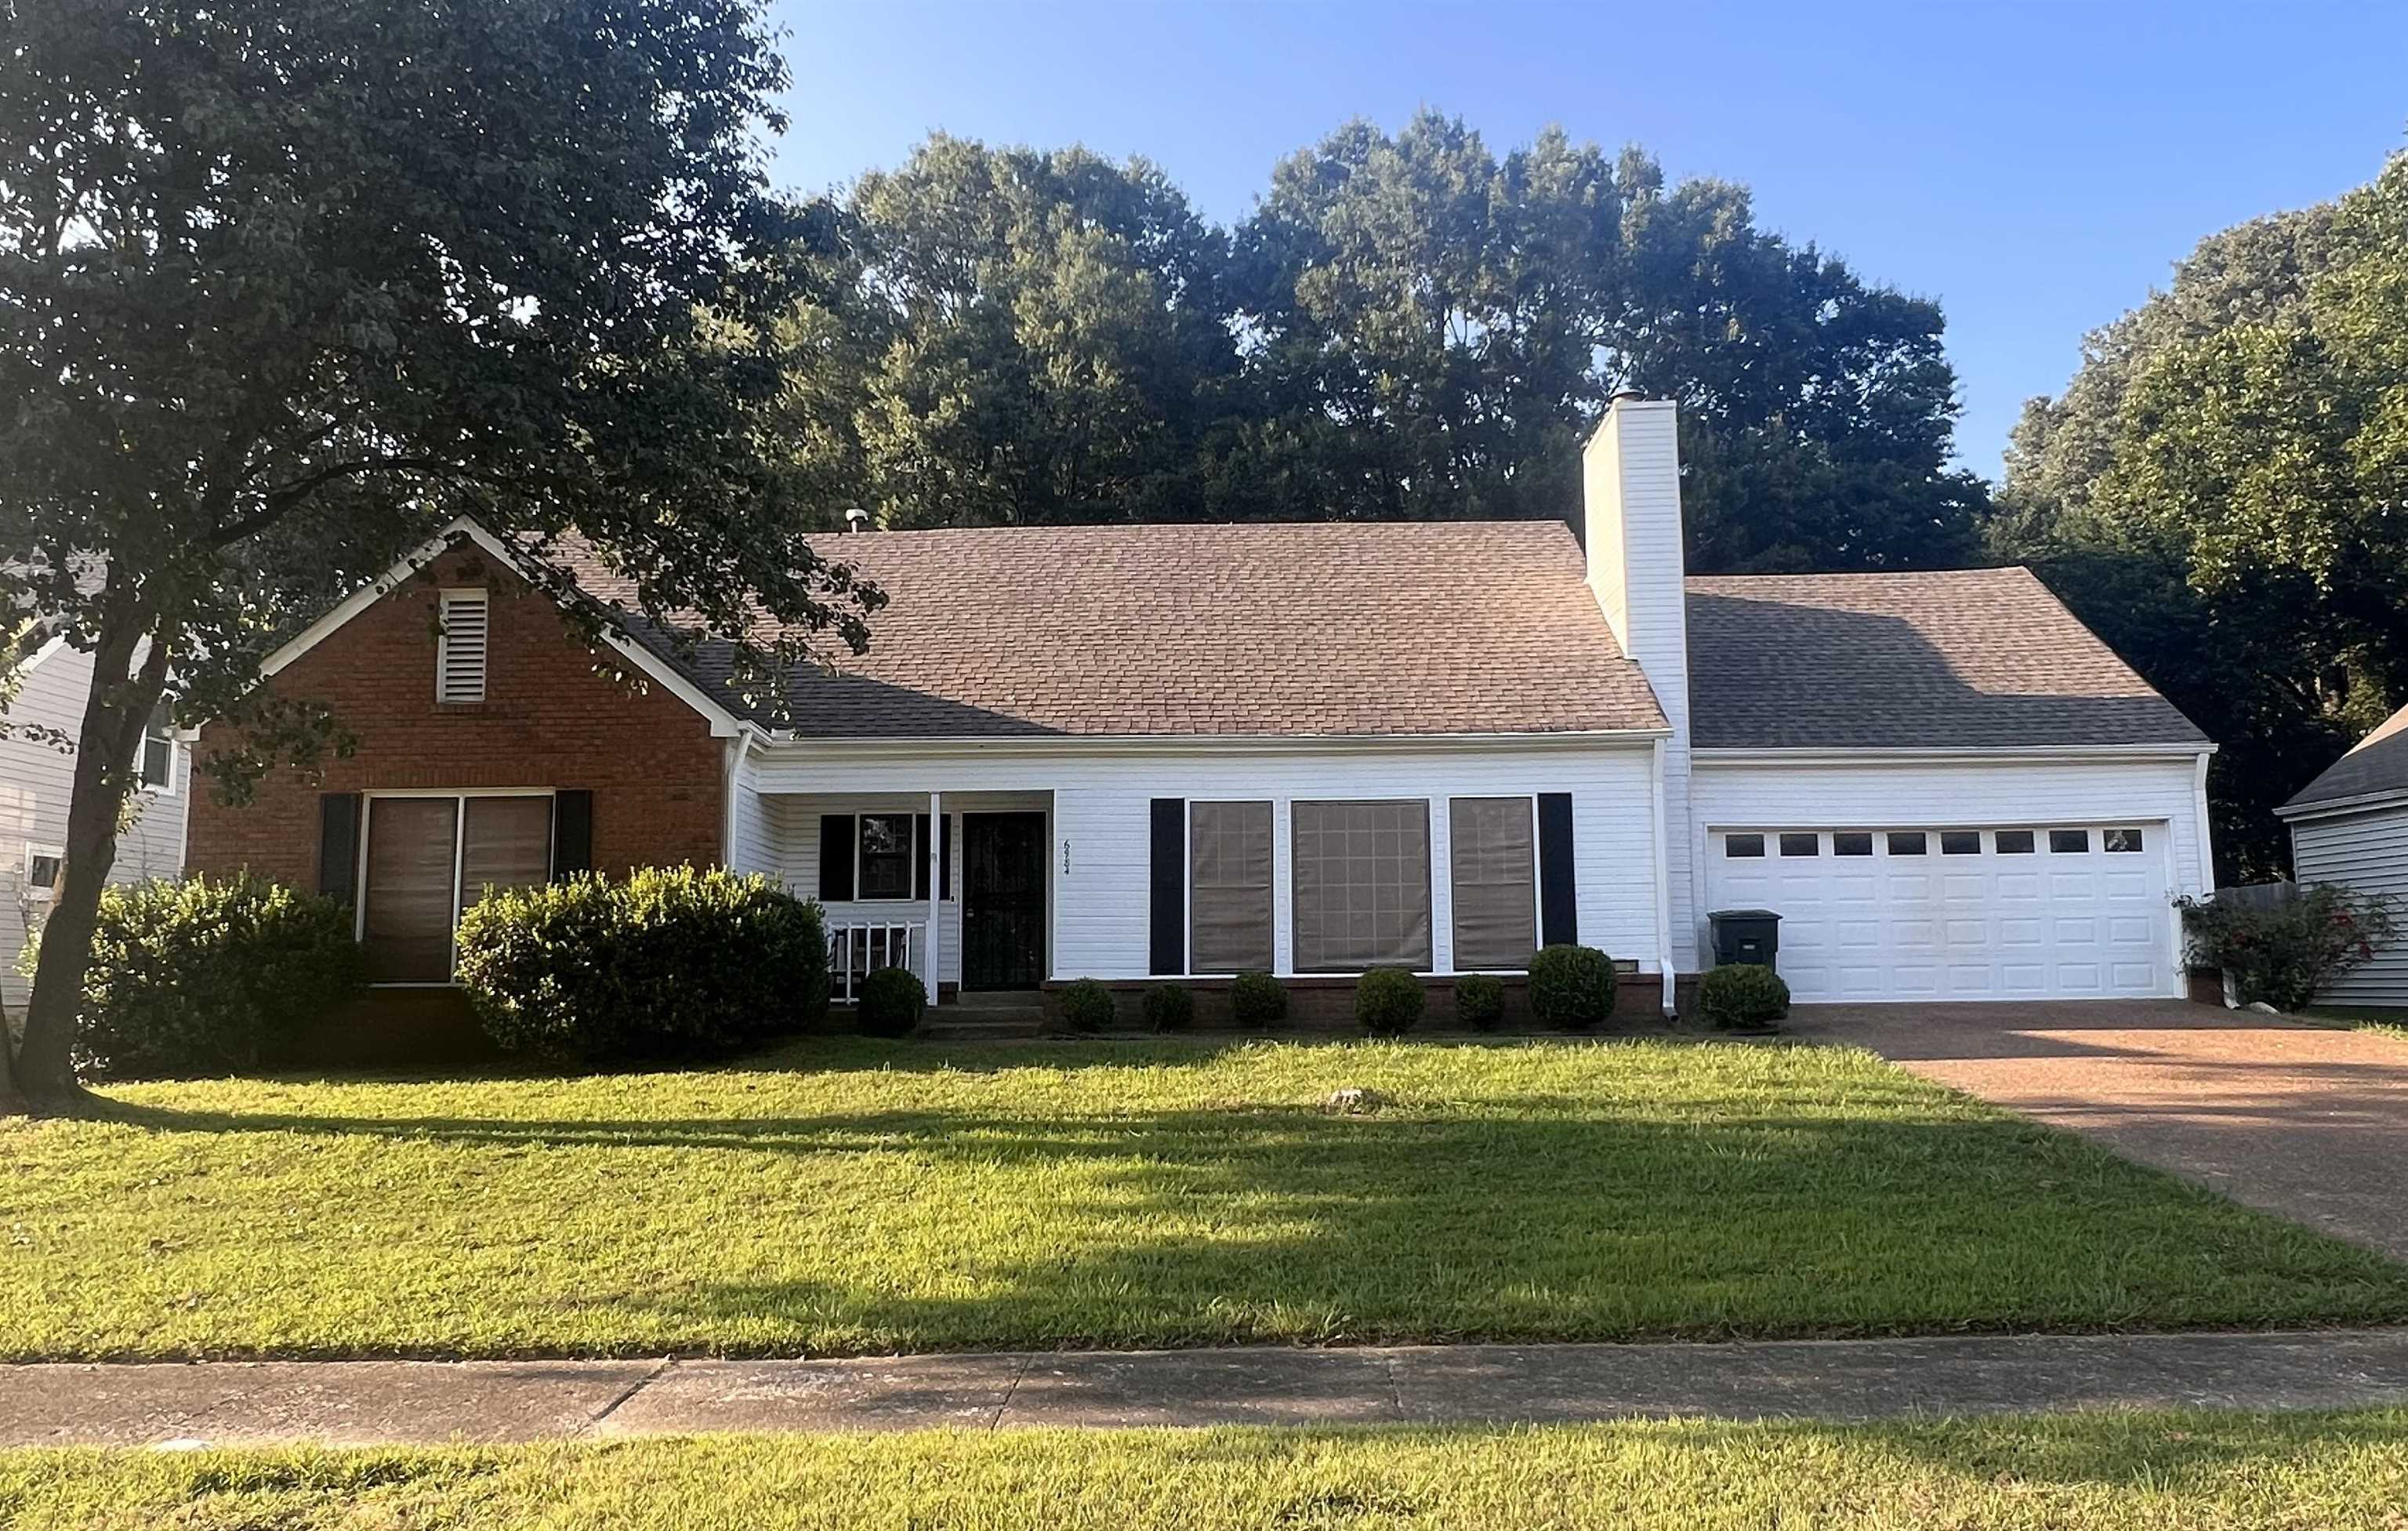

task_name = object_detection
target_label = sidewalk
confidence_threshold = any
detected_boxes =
[9,1330,2408,1449]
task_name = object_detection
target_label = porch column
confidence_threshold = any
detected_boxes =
[927,790,942,1002]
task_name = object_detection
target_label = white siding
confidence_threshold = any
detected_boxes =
[724,749,780,877]
[1689,754,2211,985]
[0,643,190,1009]
[2293,804,2408,1006]
[749,742,1666,989]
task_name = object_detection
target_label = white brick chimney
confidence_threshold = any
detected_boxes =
[1582,394,1698,994]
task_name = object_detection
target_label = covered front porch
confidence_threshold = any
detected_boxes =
[742,789,1054,1004]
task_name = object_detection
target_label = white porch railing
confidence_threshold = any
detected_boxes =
[827,918,927,1003]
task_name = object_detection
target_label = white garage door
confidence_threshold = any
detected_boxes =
[1704,824,2171,1002]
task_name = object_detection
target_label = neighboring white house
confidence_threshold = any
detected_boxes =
[200,396,2218,1014]
[2277,705,2408,1007]
[0,638,190,1010]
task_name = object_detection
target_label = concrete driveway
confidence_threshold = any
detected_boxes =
[1788,1000,2408,1263]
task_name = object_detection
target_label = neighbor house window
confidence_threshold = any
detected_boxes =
[1189,800,1272,974]
[857,813,916,899]
[360,793,553,982]
[1449,797,1536,971]
[2049,829,2091,853]
[1292,800,1431,973]
[2105,828,2146,853]
[137,702,175,791]
[23,846,62,904]
[436,588,490,703]
[1724,833,1765,858]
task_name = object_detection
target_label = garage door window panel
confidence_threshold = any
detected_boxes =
[1940,831,1981,855]
[1779,833,1819,857]
[2049,829,2091,853]
[1724,833,1764,858]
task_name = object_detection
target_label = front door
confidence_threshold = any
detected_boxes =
[963,812,1046,989]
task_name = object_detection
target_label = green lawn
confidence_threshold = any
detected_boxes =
[3,1038,2406,1360]
[6,1413,2408,1529]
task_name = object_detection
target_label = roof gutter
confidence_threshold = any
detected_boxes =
[752,727,1674,756]
[1693,742,2216,766]
[2275,786,2408,824]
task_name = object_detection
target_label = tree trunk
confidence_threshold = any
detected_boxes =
[9,600,169,1113]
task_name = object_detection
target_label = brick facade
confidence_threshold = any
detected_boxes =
[187,545,727,887]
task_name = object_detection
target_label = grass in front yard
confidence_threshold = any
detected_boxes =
[6,1413,2408,1529]
[2304,1006,2408,1040]
[3,1038,2406,1359]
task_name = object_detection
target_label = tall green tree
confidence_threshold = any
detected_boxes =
[1232,111,1988,568]
[0,0,877,1112]
[1997,151,2408,877]
[779,136,1244,528]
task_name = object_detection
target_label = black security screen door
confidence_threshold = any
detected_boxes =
[963,812,1046,989]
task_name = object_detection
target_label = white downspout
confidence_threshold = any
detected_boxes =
[720,734,748,870]
[1651,738,1677,1016]
[2192,749,2219,1004]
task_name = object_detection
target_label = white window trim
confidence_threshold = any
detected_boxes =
[134,706,180,797]
[434,586,490,705]
[1443,793,1543,976]
[356,788,558,987]
[23,844,64,903]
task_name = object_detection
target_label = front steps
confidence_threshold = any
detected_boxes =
[919,990,1046,1041]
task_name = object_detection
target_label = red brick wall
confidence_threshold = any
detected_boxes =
[187,545,726,885]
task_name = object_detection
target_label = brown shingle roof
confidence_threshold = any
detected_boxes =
[566,521,1668,739]
[1684,568,2207,750]
[2285,702,2408,811]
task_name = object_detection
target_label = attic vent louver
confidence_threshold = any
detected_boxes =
[437,589,489,702]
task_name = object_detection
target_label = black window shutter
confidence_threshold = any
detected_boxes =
[1149,798,1184,975]
[818,815,856,902]
[1537,793,1577,947]
[939,814,952,900]
[552,790,594,878]
[914,814,932,901]
[317,793,361,904]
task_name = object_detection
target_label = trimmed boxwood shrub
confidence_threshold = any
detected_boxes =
[1058,978,1115,1034]
[64,873,364,1079]
[1355,967,1424,1037]
[1699,963,1790,1030]
[1452,972,1506,1032]
[1528,944,1616,1032]
[456,866,828,1065]
[857,965,926,1038]
[1144,983,1193,1032]
[1230,970,1287,1029]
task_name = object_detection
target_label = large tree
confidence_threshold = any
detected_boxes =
[777,136,1245,528]
[786,113,1989,561]
[1997,151,2408,878]
[1231,111,1989,568]
[0,0,877,1112]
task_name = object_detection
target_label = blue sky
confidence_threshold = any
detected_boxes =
[764,0,2408,481]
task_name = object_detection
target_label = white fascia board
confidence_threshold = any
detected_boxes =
[252,515,749,739]
[16,633,70,676]
[1693,742,2217,767]
[2275,787,2408,824]
[751,727,1672,762]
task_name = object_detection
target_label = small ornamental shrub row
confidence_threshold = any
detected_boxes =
[1528,944,1617,1031]
[1354,967,1423,1036]
[856,966,925,1038]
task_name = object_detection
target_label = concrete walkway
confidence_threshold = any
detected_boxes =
[1788,1000,2408,1261]
[9,1330,2408,1448]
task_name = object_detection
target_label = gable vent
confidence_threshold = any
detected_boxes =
[436,589,489,703]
